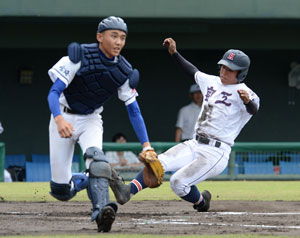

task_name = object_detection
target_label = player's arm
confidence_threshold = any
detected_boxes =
[47,79,74,138]
[245,100,259,115]
[175,128,182,142]
[126,100,151,149]
[237,90,259,115]
[163,38,199,80]
[118,72,153,151]
[47,55,80,138]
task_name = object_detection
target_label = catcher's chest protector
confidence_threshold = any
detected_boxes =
[64,43,133,114]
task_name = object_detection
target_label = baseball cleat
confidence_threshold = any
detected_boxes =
[109,168,131,205]
[193,190,211,212]
[96,206,116,232]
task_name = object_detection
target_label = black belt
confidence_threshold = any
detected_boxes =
[63,107,77,114]
[195,134,221,148]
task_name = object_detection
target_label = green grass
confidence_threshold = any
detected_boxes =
[0,181,300,202]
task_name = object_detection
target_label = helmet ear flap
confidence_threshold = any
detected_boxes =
[237,70,247,83]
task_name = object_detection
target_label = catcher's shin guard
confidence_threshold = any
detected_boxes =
[85,147,114,221]
[88,177,110,221]
[193,190,211,212]
[109,168,131,205]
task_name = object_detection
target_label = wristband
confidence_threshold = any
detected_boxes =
[142,146,153,152]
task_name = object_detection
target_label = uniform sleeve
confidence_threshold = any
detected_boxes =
[242,85,260,107]
[240,85,260,115]
[171,52,199,79]
[248,89,260,103]
[126,100,149,145]
[194,71,218,94]
[47,79,66,117]
[175,107,185,128]
[247,88,260,114]
[48,56,81,87]
[118,79,139,106]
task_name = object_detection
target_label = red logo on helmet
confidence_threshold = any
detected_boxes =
[227,52,235,61]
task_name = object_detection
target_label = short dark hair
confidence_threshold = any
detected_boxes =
[112,132,127,142]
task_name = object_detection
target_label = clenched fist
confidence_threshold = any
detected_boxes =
[163,38,177,55]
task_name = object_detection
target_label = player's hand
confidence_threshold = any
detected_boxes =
[119,157,128,166]
[54,115,74,138]
[237,90,250,104]
[163,38,177,55]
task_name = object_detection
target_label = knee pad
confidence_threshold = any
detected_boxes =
[71,172,89,192]
[50,181,76,201]
[85,147,112,180]
[84,147,106,161]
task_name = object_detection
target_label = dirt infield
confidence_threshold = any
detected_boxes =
[0,200,300,236]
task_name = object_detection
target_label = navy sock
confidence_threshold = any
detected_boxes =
[130,170,148,195]
[181,185,201,203]
[198,197,205,207]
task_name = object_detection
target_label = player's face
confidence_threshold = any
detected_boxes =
[97,30,127,58]
[191,91,203,106]
[116,136,127,143]
[220,65,239,84]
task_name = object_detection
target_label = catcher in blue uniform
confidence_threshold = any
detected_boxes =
[47,16,157,233]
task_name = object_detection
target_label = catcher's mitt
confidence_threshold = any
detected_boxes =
[139,148,164,188]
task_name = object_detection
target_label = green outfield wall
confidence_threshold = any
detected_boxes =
[78,142,300,181]
[1,0,300,19]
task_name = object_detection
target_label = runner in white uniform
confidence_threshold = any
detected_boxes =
[116,38,260,213]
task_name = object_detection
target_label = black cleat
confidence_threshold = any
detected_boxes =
[193,190,211,212]
[96,206,116,232]
[109,168,131,205]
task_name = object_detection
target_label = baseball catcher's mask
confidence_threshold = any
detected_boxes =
[218,49,250,83]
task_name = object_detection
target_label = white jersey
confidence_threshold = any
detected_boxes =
[194,71,260,146]
[156,71,259,198]
[48,56,138,113]
[48,56,139,184]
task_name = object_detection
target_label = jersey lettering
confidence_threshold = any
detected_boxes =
[215,91,232,106]
[204,86,216,101]
[59,65,70,77]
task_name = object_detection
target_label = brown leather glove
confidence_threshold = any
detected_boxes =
[139,148,164,188]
